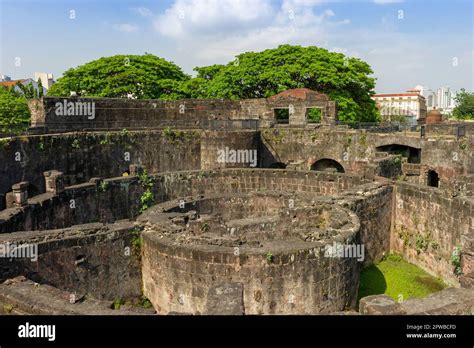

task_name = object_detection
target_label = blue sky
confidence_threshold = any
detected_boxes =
[1,0,473,93]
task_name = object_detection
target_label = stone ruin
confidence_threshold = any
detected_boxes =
[139,192,360,314]
[0,88,473,315]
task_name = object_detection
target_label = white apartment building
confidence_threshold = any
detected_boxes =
[34,72,55,90]
[372,90,427,125]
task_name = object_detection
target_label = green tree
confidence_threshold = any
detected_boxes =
[186,45,379,122]
[48,54,189,99]
[453,89,474,120]
[37,78,44,98]
[15,81,39,99]
[0,87,31,132]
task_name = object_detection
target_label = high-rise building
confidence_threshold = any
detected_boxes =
[0,74,12,82]
[437,86,457,114]
[34,72,55,90]
[415,85,457,114]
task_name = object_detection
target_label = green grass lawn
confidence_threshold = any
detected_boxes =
[358,254,447,302]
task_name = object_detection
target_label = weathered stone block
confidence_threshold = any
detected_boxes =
[359,294,406,315]
[44,170,64,194]
[205,282,244,315]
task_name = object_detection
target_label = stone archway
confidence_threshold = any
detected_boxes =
[311,159,345,173]
[376,144,421,164]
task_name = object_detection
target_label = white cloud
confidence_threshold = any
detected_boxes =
[373,0,404,4]
[113,23,139,33]
[148,0,471,93]
[154,0,275,38]
[132,7,153,17]
[153,0,349,65]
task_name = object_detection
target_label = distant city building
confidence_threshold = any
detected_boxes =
[372,89,427,125]
[414,85,457,115]
[0,74,12,82]
[0,78,47,96]
[34,72,55,90]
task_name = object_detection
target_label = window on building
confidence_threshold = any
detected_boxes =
[274,109,290,124]
[306,108,322,123]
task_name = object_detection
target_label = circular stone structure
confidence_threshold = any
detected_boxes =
[138,192,361,315]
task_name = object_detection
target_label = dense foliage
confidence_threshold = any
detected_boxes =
[186,45,379,122]
[0,87,30,132]
[48,54,189,99]
[453,89,474,120]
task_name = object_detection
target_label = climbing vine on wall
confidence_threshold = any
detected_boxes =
[138,170,154,213]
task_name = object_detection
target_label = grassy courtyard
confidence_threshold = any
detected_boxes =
[358,254,447,302]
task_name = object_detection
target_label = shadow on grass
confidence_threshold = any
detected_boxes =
[358,264,387,301]
[415,275,446,292]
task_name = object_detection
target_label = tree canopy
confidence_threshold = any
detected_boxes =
[187,45,379,122]
[453,89,474,120]
[47,47,380,122]
[48,54,189,99]
[0,87,30,132]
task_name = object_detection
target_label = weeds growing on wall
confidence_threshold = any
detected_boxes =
[451,246,462,275]
[131,226,143,256]
[138,170,154,213]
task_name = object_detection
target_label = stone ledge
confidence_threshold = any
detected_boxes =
[359,287,474,315]
[0,276,155,315]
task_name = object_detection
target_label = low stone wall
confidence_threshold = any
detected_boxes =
[360,288,474,315]
[0,221,141,301]
[0,177,142,233]
[140,193,361,314]
[0,169,370,233]
[34,97,253,130]
[0,277,154,315]
[424,123,474,137]
[392,182,474,285]
[152,169,369,200]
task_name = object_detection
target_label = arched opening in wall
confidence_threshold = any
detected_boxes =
[376,144,421,164]
[427,170,439,187]
[268,162,287,169]
[311,159,345,173]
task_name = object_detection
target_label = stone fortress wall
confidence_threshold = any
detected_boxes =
[30,88,337,131]
[0,89,473,315]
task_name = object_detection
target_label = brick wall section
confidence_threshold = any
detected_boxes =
[392,182,474,285]
[34,97,278,131]
[142,234,359,314]
[200,131,260,169]
[0,221,141,300]
[338,182,394,265]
